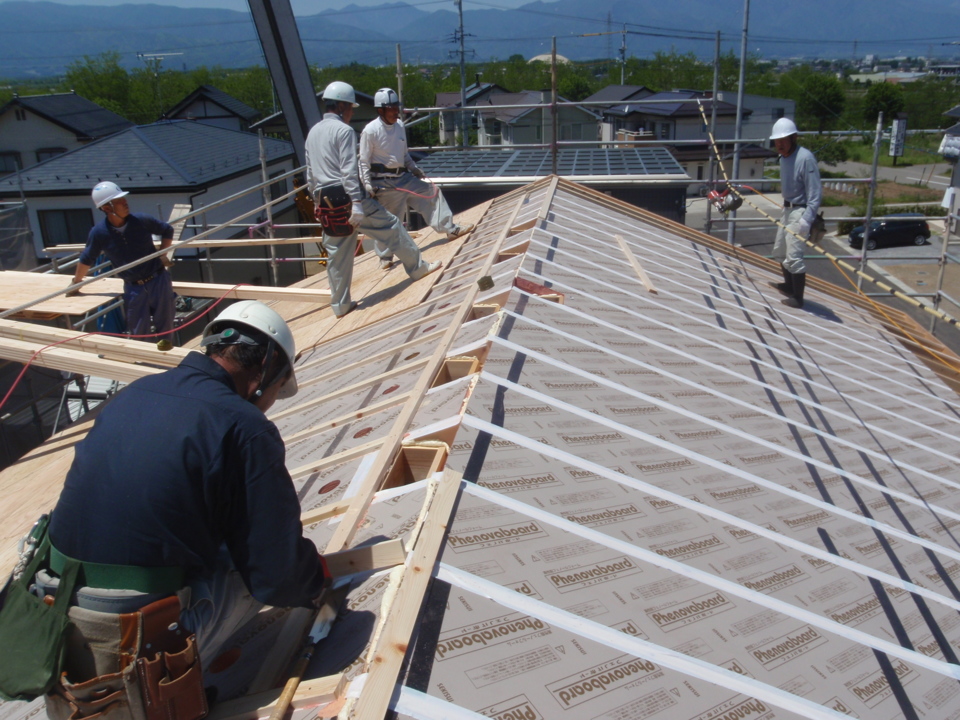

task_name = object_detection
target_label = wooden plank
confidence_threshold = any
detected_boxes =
[0,318,189,367]
[168,282,330,303]
[297,323,448,375]
[345,472,462,720]
[323,538,407,578]
[208,672,346,720]
[0,336,163,383]
[289,439,384,480]
[0,270,121,316]
[614,233,658,294]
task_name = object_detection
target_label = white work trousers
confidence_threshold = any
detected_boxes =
[371,173,455,260]
[323,197,429,316]
[771,206,807,275]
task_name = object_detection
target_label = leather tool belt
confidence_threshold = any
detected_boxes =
[315,184,354,237]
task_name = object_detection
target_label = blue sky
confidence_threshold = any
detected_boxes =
[2,0,534,11]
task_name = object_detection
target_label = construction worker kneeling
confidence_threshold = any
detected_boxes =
[0,301,335,718]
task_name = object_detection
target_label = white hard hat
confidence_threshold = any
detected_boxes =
[322,81,358,107]
[770,117,799,140]
[374,88,400,108]
[92,181,129,208]
[202,300,299,399]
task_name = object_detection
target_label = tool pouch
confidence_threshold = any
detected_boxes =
[316,184,353,237]
[46,597,207,720]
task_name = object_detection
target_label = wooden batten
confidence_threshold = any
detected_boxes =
[507,218,537,237]
[323,537,407,577]
[381,443,449,490]
[432,356,479,387]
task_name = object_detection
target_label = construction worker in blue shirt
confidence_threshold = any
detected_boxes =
[44,301,332,708]
[304,81,440,319]
[71,182,177,349]
[768,118,822,309]
[359,87,473,270]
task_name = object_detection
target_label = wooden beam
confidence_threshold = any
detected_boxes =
[0,336,163,383]
[324,538,407,578]
[615,233,658,294]
[345,472,462,720]
[169,282,330,303]
[48,237,313,254]
[0,318,188,368]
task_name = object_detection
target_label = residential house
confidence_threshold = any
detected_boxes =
[435,80,510,145]
[603,89,746,142]
[163,85,261,132]
[475,91,600,147]
[0,120,302,284]
[582,85,654,143]
[710,91,795,146]
[0,92,133,176]
[250,89,377,138]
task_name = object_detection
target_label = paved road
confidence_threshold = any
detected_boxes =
[830,160,953,189]
[685,196,960,355]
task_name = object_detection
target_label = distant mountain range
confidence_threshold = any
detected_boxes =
[2,0,959,79]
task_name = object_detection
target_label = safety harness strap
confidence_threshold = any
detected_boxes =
[49,544,184,595]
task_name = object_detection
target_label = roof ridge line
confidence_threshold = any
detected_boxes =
[131,125,198,185]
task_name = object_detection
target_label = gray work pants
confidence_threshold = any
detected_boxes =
[371,174,455,260]
[771,206,807,275]
[322,197,429,316]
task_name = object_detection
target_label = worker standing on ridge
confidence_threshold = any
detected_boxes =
[359,87,474,270]
[71,182,177,350]
[38,301,333,713]
[768,117,822,309]
[304,81,440,318]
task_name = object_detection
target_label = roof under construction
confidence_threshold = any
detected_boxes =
[1,177,960,720]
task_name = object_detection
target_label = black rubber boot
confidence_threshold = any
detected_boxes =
[768,265,793,296]
[781,272,805,308]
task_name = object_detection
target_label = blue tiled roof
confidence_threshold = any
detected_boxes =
[165,85,260,122]
[1,93,133,139]
[0,120,294,196]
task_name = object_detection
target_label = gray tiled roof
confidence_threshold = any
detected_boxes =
[609,90,746,119]
[582,85,652,104]
[0,92,133,139]
[164,85,260,122]
[418,147,686,178]
[0,120,294,196]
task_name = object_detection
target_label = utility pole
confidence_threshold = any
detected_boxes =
[456,0,468,148]
[137,52,183,119]
[726,0,749,245]
[396,44,404,105]
[705,31,720,235]
[620,25,627,85]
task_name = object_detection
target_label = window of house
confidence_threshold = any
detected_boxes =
[269,170,288,202]
[659,123,670,139]
[697,165,704,180]
[0,152,22,175]
[15,109,26,121]
[38,208,95,248]
[774,108,785,120]
[36,148,67,163]
[535,126,541,141]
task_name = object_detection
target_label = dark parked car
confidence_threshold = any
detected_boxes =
[848,213,931,250]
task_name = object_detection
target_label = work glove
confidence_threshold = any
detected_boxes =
[363,182,377,199]
[797,218,811,237]
[349,202,364,228]
[411,166,426,179]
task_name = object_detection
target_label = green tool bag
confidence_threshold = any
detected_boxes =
[0,516,80,701]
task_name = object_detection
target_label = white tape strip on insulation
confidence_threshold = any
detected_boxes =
[491,328,960,525]
[501,307,960,490]
[460,481,960,682]
[479,366,960,572]
[435,563,852,720]
[514,277,960,453]
[523,248,960,423]
[459,414,960,615]
[550,195,947,381]
[392,686,506,720]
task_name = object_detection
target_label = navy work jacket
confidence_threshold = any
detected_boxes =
[80,214,173,284]
[49,352,328,608]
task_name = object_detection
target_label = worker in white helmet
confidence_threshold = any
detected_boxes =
[70,182,177,349]
[41,301,334,710]
[768,117,822,309]
[359,87,474,270]
[304,81,440,318]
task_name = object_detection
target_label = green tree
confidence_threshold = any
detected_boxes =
[796,73,845,133]
[801,135,848,166]
[863,81,905,126]
[901,76,956,129]
[63,52,130,117]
